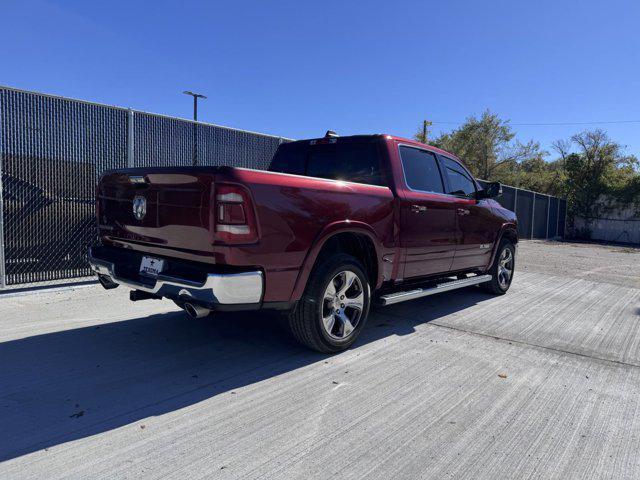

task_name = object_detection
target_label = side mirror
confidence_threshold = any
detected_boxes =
[478,182,502,199]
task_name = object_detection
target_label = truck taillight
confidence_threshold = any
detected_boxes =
[213,184,258,244]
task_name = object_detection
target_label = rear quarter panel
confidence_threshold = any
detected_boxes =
[215,168,397,302]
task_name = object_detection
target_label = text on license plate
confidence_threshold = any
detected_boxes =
[140,256,164,277]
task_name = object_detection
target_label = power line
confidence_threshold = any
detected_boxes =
[430,119,640,126]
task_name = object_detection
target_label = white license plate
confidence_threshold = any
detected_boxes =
[139,256,164,277]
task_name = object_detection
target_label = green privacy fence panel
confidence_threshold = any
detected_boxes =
[0,88,128,286]
[0,87,288,288]
[477,181,566,241]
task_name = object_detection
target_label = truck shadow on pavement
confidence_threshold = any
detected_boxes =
[0,287,494,461]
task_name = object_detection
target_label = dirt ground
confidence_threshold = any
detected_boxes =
[518,239,640,288]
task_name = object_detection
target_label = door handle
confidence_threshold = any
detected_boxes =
[457,208,470,216]
[410,205,427,213]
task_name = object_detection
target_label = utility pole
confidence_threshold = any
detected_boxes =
[421,119,432,144]
[183,91,207,165]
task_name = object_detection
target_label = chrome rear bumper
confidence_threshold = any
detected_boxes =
[88,248,263,306]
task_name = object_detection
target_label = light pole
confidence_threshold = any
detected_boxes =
[183,90,207,121]
[183,91,207,165]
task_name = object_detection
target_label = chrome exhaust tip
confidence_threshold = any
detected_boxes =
[183,302,211,319]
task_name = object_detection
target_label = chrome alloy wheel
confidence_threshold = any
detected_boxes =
[321,270,364,340]
[497,247,514,289]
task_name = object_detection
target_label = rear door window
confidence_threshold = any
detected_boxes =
[440,156,476,197]
[398,146,445,193]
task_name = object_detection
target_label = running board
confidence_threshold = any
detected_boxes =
[378,274,492,306]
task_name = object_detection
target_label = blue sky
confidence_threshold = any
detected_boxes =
[3,0,640,158]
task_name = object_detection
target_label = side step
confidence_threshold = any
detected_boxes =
[378,274,492,306]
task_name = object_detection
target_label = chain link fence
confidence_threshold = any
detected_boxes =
[0,87,286,289]
[0,86,566,290]
[478,182,566,241]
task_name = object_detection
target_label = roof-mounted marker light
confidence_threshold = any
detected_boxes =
[310,130,339,145]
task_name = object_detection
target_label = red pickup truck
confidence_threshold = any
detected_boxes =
[89,133,517,352]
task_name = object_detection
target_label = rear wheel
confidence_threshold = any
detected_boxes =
[288,254,371,353]
[482,240,515,295]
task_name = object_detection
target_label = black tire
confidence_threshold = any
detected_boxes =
[288,254,371,353]
[482,239,515,295]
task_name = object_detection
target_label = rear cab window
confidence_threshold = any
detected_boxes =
[269,138,386,186]
[398,145,445,193]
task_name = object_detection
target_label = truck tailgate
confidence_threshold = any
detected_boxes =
[98,168,216,255]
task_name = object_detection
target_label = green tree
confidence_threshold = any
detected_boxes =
[553,130,639,233]
[412,114,640,219]
[426,110,543,181]
[516,155,566,196]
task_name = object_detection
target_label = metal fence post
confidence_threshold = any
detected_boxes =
[0,88,5,289]
[531,192,536,239]
[127,108,134,167]
[557,198,561,239]
[563,200,568,239]
[0,157,5,289]
[546,195,551,239]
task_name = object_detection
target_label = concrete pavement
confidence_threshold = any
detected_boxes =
[1,240,639,479]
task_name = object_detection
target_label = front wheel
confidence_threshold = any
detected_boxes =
[288,254,371,353]
[482,240,515,295]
